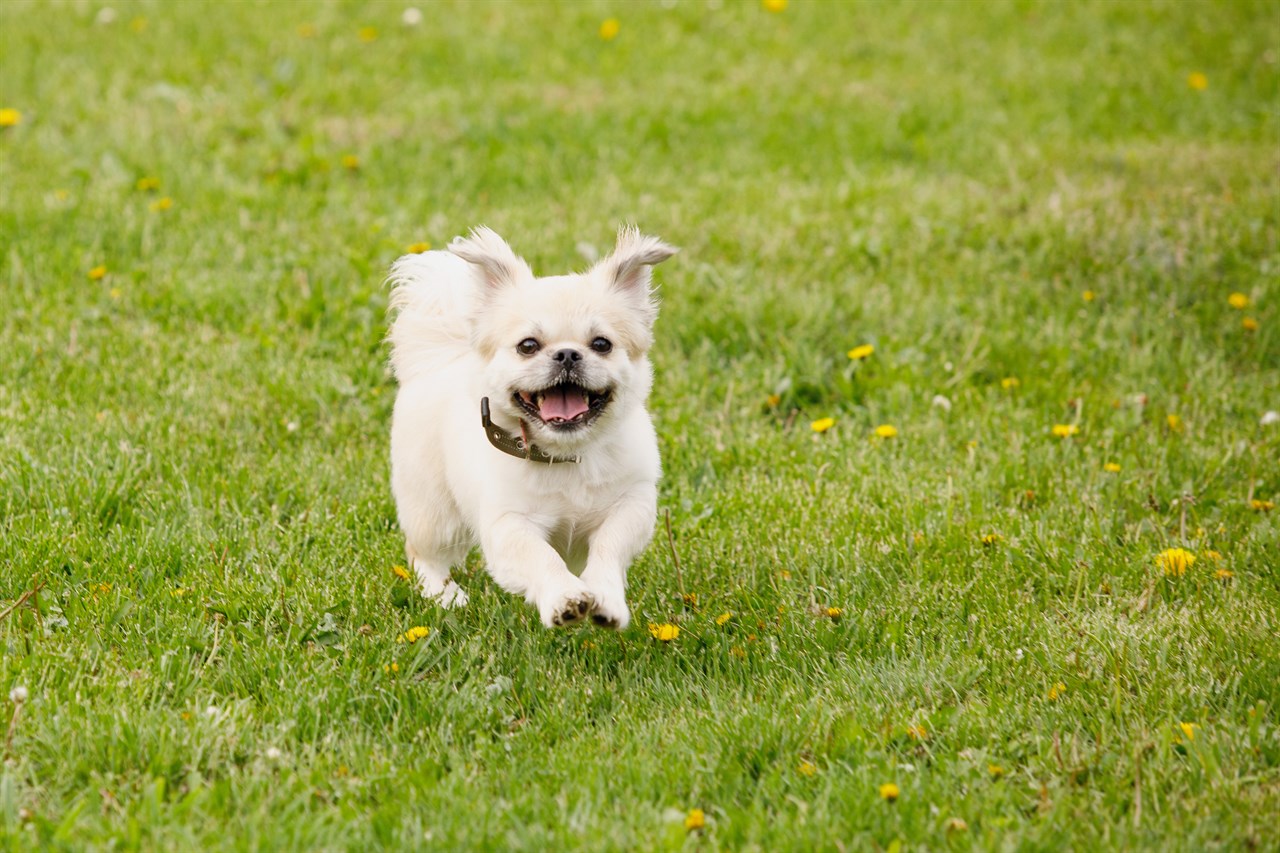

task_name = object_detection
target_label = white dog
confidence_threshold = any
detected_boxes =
[387,227,676,628]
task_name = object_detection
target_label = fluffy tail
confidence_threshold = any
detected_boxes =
[386,250,476,383]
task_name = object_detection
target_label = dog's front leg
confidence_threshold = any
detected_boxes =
[482,513,594,627]
[579,486,657,630]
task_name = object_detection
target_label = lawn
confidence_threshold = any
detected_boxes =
[2,0,1278,849]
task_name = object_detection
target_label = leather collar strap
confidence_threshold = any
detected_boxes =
[480,397,578,464]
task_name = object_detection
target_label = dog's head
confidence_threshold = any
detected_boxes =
[450,226,676,452]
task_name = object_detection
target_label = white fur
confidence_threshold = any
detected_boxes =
[387,227,676,628]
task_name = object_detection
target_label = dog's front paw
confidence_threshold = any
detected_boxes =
[412,560,469,609]
[536,579,595,628]
[587,592,630,630]
[429,579,469,609]
[580,571,630,630]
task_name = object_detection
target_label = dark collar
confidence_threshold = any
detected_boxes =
[480,397,578,464]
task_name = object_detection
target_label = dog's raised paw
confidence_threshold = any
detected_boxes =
[544,592,595,628]
[587,596,630,631]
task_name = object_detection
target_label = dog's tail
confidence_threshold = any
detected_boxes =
[386,250,475,383]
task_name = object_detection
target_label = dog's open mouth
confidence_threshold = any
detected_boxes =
[514,383,611,430]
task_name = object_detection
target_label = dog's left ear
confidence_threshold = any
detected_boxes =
[449,226,533,290]
[595,226,678,301]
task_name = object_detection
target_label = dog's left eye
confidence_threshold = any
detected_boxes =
[590,337,613,354]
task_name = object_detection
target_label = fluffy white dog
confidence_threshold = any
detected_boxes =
[387,227,676,629]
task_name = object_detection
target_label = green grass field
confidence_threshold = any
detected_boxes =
[3,0,1279,849]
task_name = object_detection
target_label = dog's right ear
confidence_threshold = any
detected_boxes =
[449,227,532,289]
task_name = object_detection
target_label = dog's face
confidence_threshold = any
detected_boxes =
[450,227,676,451]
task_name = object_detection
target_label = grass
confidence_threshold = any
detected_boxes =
[2,0,1278,849]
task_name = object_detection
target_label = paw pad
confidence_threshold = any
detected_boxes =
[550,596,593,626]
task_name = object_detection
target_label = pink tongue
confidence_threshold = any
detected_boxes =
[539,387,589,422]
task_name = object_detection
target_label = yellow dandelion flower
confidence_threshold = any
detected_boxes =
[906,725,927,740]
[682,592,698,607]
[109,287,122,300]
[1202,550,1223,562]
[879,782,900,801]
[1047,682,1066,701]
[715,612,732,626]
[1178,722,1198,741]
[1157,547,1195,576]
[1104,462,1121,473]
[383,662,399,673]
[648,623,680,642]
[874,424,898,439]
[1000,377,1020,390]
[1227,292,1249,309]
[392,564,411,581]
[847,343,874,360]
[341,154,360,170]
[811,417,835,433]
[405,241,430,254]
[1252,499,1275,512]
[91,582,112,596]
[797,760,816,776]
[297,23,318,38]
[0,108,22,127]
[358,26,378,43]
[599,18,620,41]
[1082,290,1096,302]
[88,265,108,280]
[825,606,843,620]
[1242,316,1259,332]
[988,763,1004,778]
[1215,568,1234,580]
[1166,414,1183,432]
[1051,424,1078,438]
[779,569,792,580]
[1187,71,1208,91]
[149,197,173,212]
[170,588,187,598]
[397,626,431,644]
[981,533,1003,546]
[129,16,147,33]
[766,393,781,407]
[684,808,705,831]
[763,0,788,11]
[730,645,746,658]
[136,176,160,191]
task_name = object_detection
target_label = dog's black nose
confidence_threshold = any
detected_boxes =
[552,348,583,364]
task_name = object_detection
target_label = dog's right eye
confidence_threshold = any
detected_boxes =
[516,338,540,356]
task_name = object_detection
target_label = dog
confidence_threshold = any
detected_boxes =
[387,227,676,628]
